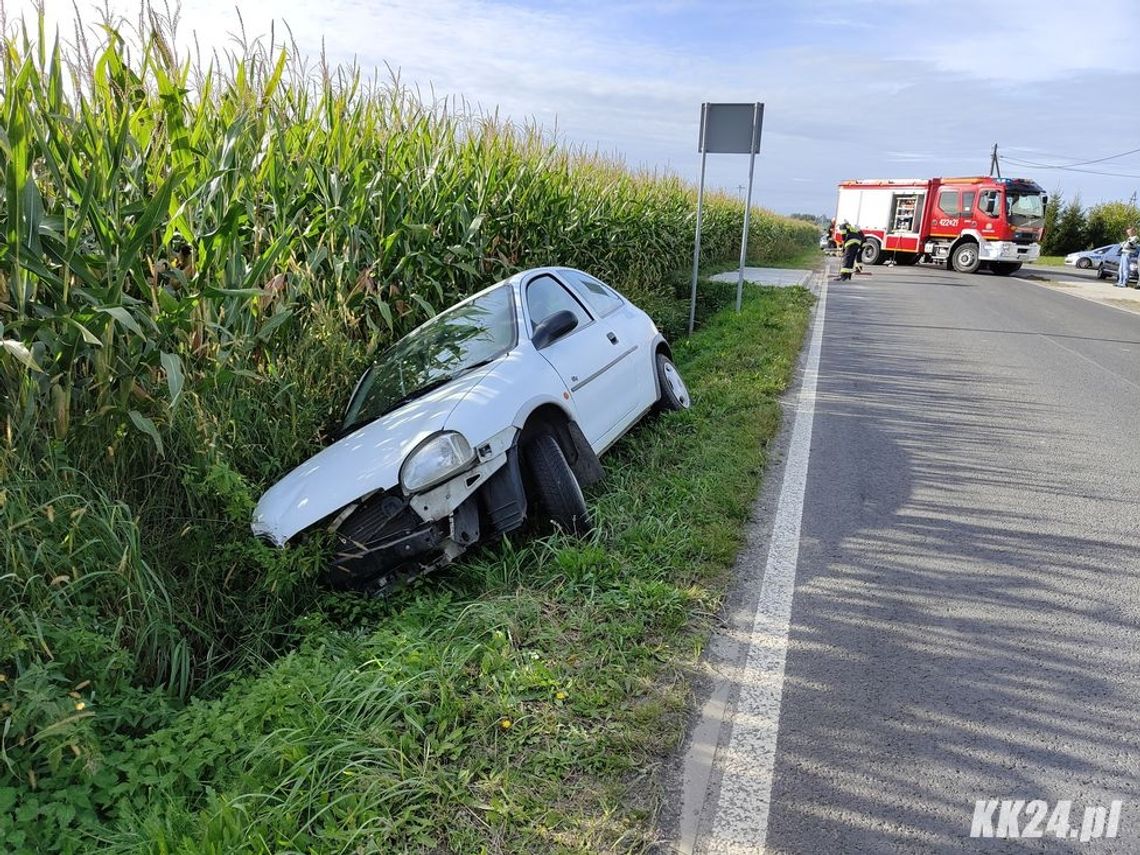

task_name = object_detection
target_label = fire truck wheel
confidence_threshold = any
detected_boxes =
[860,239,882,265]
[951,242,980,274]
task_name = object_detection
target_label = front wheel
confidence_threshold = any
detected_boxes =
[1076,257,1092,269]
[951,242,980,274]
[991,262,1022,276]
[655,352,691,412]
[524,433,591,534]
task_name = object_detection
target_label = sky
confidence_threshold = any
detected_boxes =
[17,0,1140,216]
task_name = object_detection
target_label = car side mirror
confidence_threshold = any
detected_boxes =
[531,309,579,349]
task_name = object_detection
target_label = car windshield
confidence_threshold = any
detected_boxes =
[342,284,516,431]
[1005,190,1046,228]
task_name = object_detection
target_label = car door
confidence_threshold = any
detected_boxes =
[560,269,656,417]
[1104,245,1121,275]
[524,273,636,449]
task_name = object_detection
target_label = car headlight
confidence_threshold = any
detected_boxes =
[400,431,476,494]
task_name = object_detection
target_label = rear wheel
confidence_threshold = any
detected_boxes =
[860,239,882,266]
[951,242,980,274]
[1076,257,1092,269]
[1096,264,1109,280]
[655,352,691,412]
[991,262,1022,276]
[524,432,591,534]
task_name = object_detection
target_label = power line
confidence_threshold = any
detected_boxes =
[1041,146,1140,169]
[1002,146,1140,167]
[1000,155,1140,180]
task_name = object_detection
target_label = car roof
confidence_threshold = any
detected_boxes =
[510,266,590,282]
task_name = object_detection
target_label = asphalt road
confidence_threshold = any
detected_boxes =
[673,262,1140,853]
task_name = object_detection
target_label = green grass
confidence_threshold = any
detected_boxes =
[751,246,825,270]
[1036,255,1067,267]
[2,285,815,853]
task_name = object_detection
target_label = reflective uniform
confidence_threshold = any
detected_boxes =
[838,224,863,280]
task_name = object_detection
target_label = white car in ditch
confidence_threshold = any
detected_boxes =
[251,266,691,594]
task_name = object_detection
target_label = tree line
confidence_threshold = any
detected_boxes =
[1041,193,1140,255]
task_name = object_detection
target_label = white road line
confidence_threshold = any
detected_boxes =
[1014,274,1140,317]
[704,268,829,854]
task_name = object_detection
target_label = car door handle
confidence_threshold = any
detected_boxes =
[607,331,618,344]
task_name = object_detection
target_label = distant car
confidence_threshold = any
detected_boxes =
[1095,245,1138,284]
[252,267,691,594]
[1065,244,1116,269]
[819,233,829,250]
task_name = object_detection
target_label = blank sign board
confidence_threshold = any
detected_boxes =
[699,102,763,154]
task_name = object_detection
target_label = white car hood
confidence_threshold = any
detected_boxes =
[251,370,490,545]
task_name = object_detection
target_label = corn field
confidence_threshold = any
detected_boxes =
[0,6,817,850]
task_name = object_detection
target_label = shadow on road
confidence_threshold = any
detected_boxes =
[762,281,1140,853]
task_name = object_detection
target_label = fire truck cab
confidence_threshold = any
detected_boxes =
[834,176,1047,275]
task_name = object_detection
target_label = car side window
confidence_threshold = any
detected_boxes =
[938,190,960,216]
[526,274,592,332]
[563,271,624,317]
[962,191,976,216]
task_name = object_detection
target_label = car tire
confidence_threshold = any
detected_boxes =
[951,242,980,274]
[860,239,882,266]
[655,352,691,412]
[1096,265,1108,280]
[524,432,591,534]
[1077,257,1091,269]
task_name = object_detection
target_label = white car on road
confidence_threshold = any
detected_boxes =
[1064,244,1115,269]
[252,267,691,593]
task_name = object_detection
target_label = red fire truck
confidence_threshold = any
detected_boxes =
[832,176,1048,275]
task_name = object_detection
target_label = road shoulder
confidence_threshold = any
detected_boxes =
[1016,267,1140,315]
[656,261,831,854]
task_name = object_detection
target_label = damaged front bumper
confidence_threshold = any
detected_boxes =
[323,426,520,591]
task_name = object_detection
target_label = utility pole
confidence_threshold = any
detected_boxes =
[989,143,1001,178]
[737,184,746,198]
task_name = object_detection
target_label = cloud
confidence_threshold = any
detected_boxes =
[21,0,1140,215]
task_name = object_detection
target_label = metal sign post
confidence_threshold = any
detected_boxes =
[688,103,710,335]
[735,102,763,313]
[687,101,764,333]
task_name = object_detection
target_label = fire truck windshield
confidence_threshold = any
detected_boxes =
[1005,190,1046,228]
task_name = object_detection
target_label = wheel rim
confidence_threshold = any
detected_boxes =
[958,247,977,268]
[663,361,690,408]
[1078,258,1090,269]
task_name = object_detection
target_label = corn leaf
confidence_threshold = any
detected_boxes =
[160,351,184,409]
[128,409,164,456]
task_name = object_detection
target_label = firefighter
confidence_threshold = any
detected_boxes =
[836,221,862,280]
[852,225,871,275]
